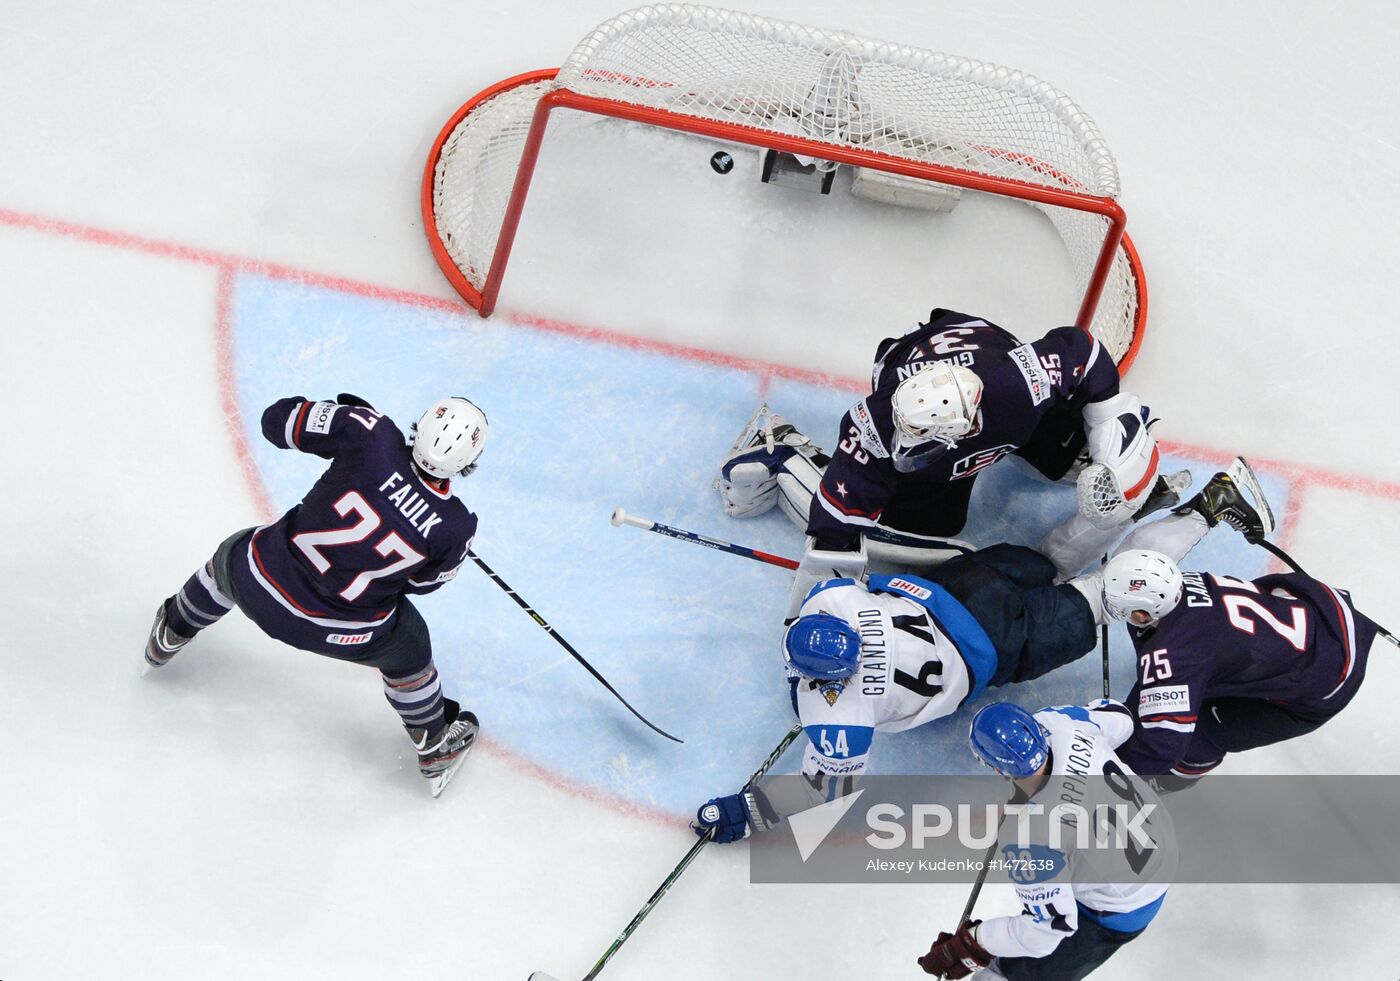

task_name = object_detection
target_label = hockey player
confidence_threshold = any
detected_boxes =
[144,394,487,796]
[1101,544,1382,789]
[714,309,1175,613]
[915,700,1172,980]
[692,467,1265,839]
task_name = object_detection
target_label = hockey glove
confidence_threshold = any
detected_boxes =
[917,921,991,978]
[336,392,376,410]
[692,788,779,844]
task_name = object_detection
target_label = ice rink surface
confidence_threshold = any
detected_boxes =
[2,2,1398,979]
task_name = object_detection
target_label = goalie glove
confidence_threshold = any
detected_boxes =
[785,537,868,622]
[1076,393,1161,529]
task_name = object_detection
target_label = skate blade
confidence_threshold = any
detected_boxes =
[1225,456,1276,538]
[141,661,155,678]
[427,740,476,798]
[527,973,562,981]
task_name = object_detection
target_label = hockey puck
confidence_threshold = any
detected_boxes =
[710,151,734,175]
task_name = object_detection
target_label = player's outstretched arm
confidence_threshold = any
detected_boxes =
[691,724,872,843]
[260,395,381,460]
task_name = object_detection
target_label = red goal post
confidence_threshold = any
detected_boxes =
[422,5,1148,373]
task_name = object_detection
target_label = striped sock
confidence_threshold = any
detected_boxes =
[382,662,447,735]
[165,559,235,638]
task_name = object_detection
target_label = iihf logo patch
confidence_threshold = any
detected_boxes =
[1128,578,1147,592]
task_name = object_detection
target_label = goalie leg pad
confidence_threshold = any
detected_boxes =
[863,525,976,572]
[715,405,824,519]
[785,537,868,622]
[775,449,824,531]
[1039,513,1132,580]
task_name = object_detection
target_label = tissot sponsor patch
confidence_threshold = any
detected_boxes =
[1008,344,1052,405]
[1139,684,1191,716]
[852,398,889,458]
[306,401,339,434]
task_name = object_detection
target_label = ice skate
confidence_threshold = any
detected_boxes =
[143,602,192,675]
[1133,468,1193,522]
[410,698,479,798]
[1175,457,1275,543]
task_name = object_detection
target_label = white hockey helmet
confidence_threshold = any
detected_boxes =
[890,362,984,471]
[412,397,489,480]
[1102,549,1184,625]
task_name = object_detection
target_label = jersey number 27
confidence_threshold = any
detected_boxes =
[293,491,425,601]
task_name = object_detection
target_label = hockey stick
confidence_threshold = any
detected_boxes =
[528,722,804,981]
[610,508,799,570]
[466,550,684,743]
[1250,539,1400,650]
[1100,554,1111,699]
[957,830,1004,931]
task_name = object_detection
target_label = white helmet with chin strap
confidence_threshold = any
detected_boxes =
[1102,549,1184,625]
[412,397,489,480]
[890,362,984,472]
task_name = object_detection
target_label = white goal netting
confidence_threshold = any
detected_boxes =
[429,4,1143,364]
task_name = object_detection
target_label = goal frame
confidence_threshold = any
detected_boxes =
[422,68,1148,373]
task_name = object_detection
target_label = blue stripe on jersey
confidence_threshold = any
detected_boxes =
[803,723,875,762]
[1078,893,1165,933]
[802,577,860,606]
[866,574,998,698]
[1045,705,1092,723]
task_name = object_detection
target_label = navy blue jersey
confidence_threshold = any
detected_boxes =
[807,309,1119,546]
[1116,571,1376,776]
[232,398,477,636]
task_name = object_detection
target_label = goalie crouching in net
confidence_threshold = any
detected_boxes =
[715,308,1181,617]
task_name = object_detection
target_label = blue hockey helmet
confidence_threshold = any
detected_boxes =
[969,703,1049,778]
[783,613,861,679]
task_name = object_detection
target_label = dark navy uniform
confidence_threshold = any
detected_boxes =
[807,309,1121,549]
[1116,570,1377,781]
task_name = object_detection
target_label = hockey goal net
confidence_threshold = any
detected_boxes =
[423,4,1147,370]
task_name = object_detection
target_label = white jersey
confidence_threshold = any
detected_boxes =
[791,576,996,796]
[976,701,1175,962]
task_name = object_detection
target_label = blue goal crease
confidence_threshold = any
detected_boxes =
[228,273,1289,817]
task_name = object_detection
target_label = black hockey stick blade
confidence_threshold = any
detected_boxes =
[531,723,802,981]
[468,550,684,743]
[1253,539,1400,649]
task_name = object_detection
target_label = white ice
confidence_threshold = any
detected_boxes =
[2,2,1399,979]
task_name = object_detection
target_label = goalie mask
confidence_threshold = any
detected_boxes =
[412,397,489,480]
[890,362,984,473]
[1102,549,1184,626]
